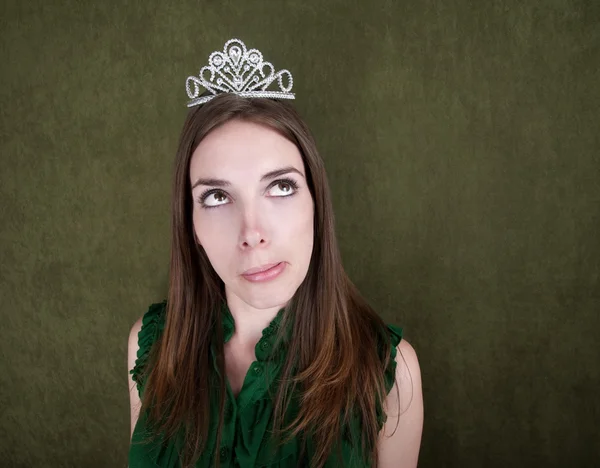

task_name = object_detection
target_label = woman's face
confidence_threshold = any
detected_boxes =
[189,119,314,310]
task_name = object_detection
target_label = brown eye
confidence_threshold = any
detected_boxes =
[269,178,299,197]
[198,190,230,208]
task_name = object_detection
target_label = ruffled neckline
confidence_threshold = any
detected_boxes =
[220,301,290,361]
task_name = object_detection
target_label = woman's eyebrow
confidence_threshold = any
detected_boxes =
[192,166,304,189]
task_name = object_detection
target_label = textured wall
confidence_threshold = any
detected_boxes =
[1,0,598,466]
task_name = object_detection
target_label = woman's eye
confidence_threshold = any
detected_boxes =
[269,180,298,197]
[201,191,229,208]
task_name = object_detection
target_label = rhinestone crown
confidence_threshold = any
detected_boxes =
[185,38,295,107]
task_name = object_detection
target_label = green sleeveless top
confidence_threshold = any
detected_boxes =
[129,300,403,467]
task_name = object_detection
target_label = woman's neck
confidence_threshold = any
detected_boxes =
[224,293,287,348]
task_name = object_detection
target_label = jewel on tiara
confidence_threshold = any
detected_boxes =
[185,38,295,107]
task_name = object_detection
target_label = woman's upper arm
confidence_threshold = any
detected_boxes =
[128,316,144,440]
[377,339,424,468]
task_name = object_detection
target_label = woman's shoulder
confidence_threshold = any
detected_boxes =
[379,322,420,404]
[378,321,403,394]
[377,332,423,466]
[138,299,167,335]
[384,322,403,348]
[128,300,168,396]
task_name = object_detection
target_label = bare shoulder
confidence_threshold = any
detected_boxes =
[129,316,144,352]
[128,316,144,380]
[396,340,421,411]
[128,316,144,439]
[377,338,424,468]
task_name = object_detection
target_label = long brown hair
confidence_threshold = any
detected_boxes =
[136,93,397,467]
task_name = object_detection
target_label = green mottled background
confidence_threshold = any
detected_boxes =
[1,0,598,466]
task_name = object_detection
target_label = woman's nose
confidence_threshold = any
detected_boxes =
[238,206,269,249]
[240,230,267,249]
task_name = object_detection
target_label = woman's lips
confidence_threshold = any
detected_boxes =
[243,262,280,275]
[241,262,286,283]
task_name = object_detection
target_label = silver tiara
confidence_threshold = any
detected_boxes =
[185,38,295,107]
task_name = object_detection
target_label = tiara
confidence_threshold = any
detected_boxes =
[185,38,295,107]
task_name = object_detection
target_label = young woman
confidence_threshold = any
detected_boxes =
[127,39,423,467]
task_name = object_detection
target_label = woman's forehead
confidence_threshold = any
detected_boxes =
[189,120,304,181]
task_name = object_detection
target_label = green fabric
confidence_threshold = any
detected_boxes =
[129,301,403,467]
